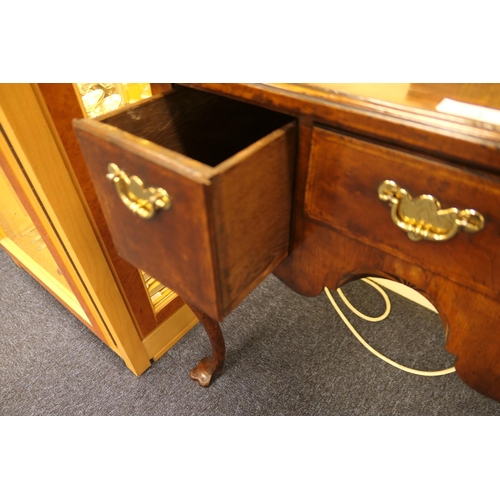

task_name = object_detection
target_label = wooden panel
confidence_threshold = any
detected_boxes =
[0,164,90,323]
[304,126,500,299]
[0,121,104,339]
[211,122,296,315]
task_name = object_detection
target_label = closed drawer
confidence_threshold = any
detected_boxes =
[305,125,500,298]
[74,86,296,320]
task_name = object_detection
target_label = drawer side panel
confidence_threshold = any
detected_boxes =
[211,123,296,315]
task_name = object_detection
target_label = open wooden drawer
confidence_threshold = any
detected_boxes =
[74,86,297,321]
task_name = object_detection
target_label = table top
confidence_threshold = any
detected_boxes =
[273,84,500,109]
[190,83,500,135]
[266,83,500,131]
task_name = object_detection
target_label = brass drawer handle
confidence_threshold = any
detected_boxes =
[378,180,485,242]
[106,163,171,219]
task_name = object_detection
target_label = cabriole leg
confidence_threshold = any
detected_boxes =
[188,305,226,387]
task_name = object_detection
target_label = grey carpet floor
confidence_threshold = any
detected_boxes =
[1,247,499,415]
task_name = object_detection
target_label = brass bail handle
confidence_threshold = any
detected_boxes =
[106,163,172,219]
[378,180,485,242]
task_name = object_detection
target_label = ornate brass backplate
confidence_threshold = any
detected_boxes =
[106,163,171,219]
[378,180,485,242]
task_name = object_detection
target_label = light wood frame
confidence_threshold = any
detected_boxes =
[0,84,197,375]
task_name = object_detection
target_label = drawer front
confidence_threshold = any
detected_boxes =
[75,127,220,318]
[74,89,296,320]
[305,126,500,297]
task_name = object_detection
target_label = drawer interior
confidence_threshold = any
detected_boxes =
[102,86,293,167]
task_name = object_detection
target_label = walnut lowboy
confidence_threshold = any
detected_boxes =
[75,83,500,402]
